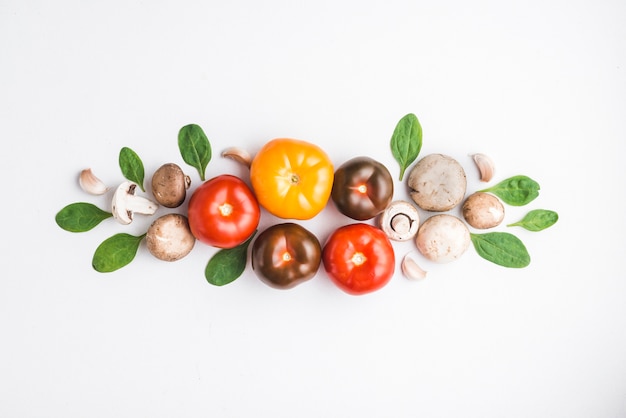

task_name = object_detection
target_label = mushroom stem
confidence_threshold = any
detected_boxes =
[391,213,412,235]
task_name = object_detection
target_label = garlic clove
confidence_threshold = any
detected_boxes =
[401,252,428,280]
[221,147,253,168]
[79,168,109,195]
[471,153,495,182]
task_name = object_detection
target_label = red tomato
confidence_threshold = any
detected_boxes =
[187,174,260,249]
[322,223,395,295]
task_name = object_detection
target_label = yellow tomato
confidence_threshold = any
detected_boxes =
[250,138,334,220]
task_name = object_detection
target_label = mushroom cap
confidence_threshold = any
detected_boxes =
[151,163,191,208]
[146,214,196,262]
[462,192,505,229]
[407,154,467,212]
[415,214,470,263]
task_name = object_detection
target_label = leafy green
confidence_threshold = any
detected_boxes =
[390,113,422,181]
[55,202,112,232]
[178,124,212,181]
[92,233,146,273]
[479,175,540,206]
[205,232,256,286]
[508,209,558,231]
[119,147,146,191]
[470,232,530,268]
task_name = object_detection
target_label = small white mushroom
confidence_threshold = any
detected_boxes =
[111,181,159,225]
[146,214,195,261]
[79,168,109,195]
[471,153,495,182]
[407,154,467,212]
[378,201,420,241]
[416,214,470,263]
[401,251,428,280]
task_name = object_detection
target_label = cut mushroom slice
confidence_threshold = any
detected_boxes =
[111,181,159,225]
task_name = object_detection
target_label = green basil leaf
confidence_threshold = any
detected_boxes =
[119,147,146,191]
[479,175,540,206]
[508,209,559,231]
[205,232,256,286]
[92,233,146,273]
[390,113,422,181]
[470,232,530,268]
[178,124,212,181]
[55,202,112,232]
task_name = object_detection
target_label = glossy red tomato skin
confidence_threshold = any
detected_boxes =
[187,174,260,249]
[322,223,395,295]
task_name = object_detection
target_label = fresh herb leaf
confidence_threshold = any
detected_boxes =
[508,209,558,231]
[470,232,530,268]
[205,232,256,286]
[390,113,422,181]
[119,147,146,191]
[92,233,146,273]
[178,124,212,181]
[55,202,112,232]
[479,175,540,206]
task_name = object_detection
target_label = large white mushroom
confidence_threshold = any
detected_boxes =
[415,214,470,263]
[407,154,467,212]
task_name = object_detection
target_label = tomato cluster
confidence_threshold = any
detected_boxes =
[187,137,396,295]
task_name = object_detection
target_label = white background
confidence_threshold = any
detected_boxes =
[1,0,625,417]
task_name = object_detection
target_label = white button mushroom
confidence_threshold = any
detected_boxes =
[415,214,470,263]
[111,181,159,225]
[378,201,420,241]
[407,154,467,212]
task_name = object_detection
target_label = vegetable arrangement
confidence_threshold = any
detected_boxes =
[56,115,558,295]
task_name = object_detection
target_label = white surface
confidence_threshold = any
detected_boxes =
[1,1,625,417]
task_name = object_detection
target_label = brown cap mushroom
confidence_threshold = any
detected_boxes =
[462,192,505,229]
[151,163,191,208]
[146,214,196,261]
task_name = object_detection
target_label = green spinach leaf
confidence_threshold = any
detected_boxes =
[119,147,146,191]
[508,209,558,231]
[479,175,540,206]
[92,233,146,273]
[205,232,256,286]
[55,202,112,232]
[470,232,530,268]
[178,124,212,181]
[390,113,422,181]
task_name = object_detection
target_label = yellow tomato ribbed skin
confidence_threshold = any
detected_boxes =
[250,138,334,220]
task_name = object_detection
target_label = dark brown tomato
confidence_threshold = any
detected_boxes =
[251,223,322,289]
[331,156,394,220]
